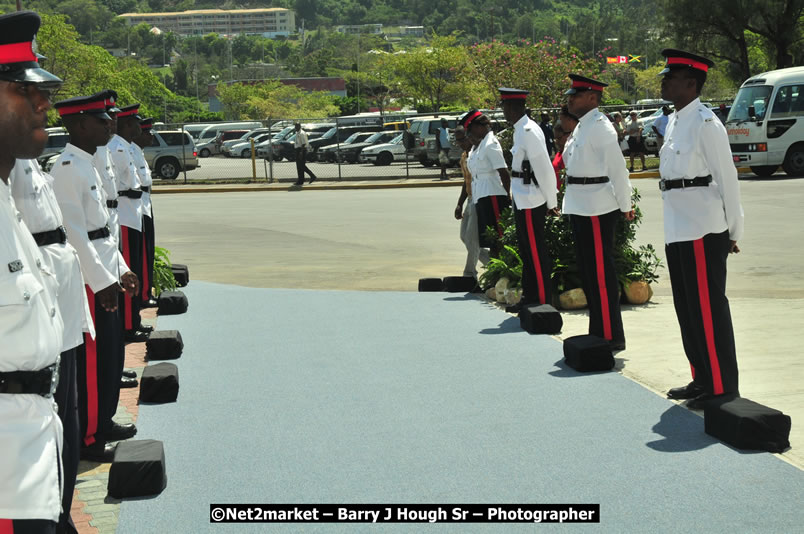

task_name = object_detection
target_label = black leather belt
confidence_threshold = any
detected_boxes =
[659,175,712,191]
[32,226,67,247]
[88,226,111,241]
[567,176,609,185]
[141,186,150,193]
[0,364,58,397]
[106,200,118,209]
[511,170,531,178]
[118,189,143,199]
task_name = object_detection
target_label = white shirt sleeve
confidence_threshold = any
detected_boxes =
[699,118,744,242]
[524,126,558,210]
[597,120,632,212]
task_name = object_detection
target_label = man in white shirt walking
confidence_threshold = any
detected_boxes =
[658,50,744,410]
[562,75,634,351]
[293,122,317,186]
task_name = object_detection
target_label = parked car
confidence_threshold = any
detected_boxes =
[307,124,383,160]
[359,133,409,165]
[144,130,199,179]
[316,132,376,162]
[221,128,272,156]
[196,129,248,157]
[404,115,461,167]
[228,133,273,158]
[256,128,294,159]
[331,130,401,163]
[42,129,70,159]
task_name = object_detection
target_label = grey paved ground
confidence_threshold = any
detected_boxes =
[152,173,804,468]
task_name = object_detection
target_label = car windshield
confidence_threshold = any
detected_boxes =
[321,128,337,139]
[391,133,403,144]
[366,132,386,143]
[728,85,772,122]
[343,133,361,144]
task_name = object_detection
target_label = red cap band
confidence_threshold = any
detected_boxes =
[500,93,528,101]
[57,100,107,117]
[462,110,482,129]
[571,80,605,92]
[140,124,152,130]
[0,41,37,64]
[117,107,139,118]
[105,98,116,108]
[667,57,709,72]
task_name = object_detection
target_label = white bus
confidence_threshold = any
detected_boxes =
[727,66,804,177]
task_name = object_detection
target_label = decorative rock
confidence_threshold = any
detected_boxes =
[485,287,497,300]
[559,288,587,310]
[494,277,510,295]
[505,288,522,305]
[625,280,653,304]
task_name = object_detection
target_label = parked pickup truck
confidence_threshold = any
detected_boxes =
[144,131,199,179]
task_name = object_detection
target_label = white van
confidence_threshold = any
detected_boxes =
[195,122,263,144]
[182,123,215,141]
[727,66,804,177]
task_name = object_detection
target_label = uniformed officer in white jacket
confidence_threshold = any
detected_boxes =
[500,87,559,311]
[131,118,156,308]
[93,90,122,244]
[51,94,140,463]
[562,75,634,351]
[460,110,511,254]
[0,10,66,533]
[10,158,95,534]
[108,103,148,342]
[658,50,744,410]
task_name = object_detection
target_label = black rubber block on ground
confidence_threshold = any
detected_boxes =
[145,330,184,360]
[108,440,167,498]
[705,397,791,453]
[519,304,563,334]
[443,276,477,293]
[563,335,614,372]
[139,363,179,404]
[158,291,188,315]
[171,264,189,287]
[418,278,444,292]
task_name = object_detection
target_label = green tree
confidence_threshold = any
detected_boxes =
[216,81,339,121]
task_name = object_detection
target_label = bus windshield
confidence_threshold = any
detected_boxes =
[727,85,772,122]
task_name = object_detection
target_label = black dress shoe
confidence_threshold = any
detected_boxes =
[120,376,138,388]
[142,299,158,309]
[122,369,137,379]
[100,422,137,441]
[667,381,705,400]
[124,329,149,343]
[609,340,626,352]
[80,441,117,463]
[293,181,304,186]
[309,176,316,184]
[137,324,154,334]
[686,392,738,410]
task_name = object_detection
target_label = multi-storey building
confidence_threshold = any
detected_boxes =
[119,8,295,38]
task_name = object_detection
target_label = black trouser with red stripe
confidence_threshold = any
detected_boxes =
[141,213,155,304]
[77,286,123,446]
[120,225,142,332]
[666,230,738,396]
[54,348,79,534]
[476,195,510,249]
[514,202,552,305]
[571,210,625,344]
[0,519,56,534]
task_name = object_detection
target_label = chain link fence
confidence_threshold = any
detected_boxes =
[152,100,734,184]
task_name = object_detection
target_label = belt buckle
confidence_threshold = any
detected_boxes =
[46,359,60,398]
[659,179,667,192]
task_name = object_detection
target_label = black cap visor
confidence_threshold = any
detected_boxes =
[0,61,63,89]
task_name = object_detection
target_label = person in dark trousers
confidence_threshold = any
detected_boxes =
[293,122,316,185]
[562,75,634,352]
[500,88,559,313]
[52,93,141,463]
[0,11,68,533]
[659,49,744,410]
